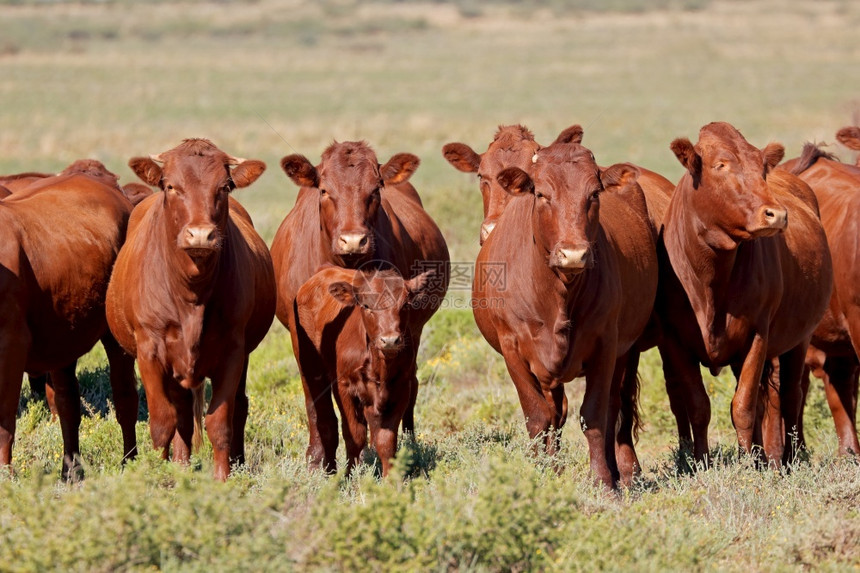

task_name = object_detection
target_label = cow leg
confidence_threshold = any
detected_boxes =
[137,356,176,461]
[760,357,784,468]
[581,338,618,490]
[614,351,641,487]
[821,356,860,456]
[207,351,246,481]
[401,334,420,436]
[660,334,711,464]
[0,311,30,470]
[370,382,410,478]
[101,333,138,464]
[168,384,195,465]
[798,363,813,451]
[778,344,807,465]
[332,384,366,475]
[49,362,84,481]
[733,334,768,458]
[230,358,250,468]
[502,354,556,452]
[28,374,58,416]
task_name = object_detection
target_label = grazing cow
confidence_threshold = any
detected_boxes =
[0,166,139,479]
[836,126,860,165]
[779,143,860,455]
[271,140,449,473]
[444,124,673,484]
[472,132,658,489]
[657,122,832,466]
[106,139,275,481]
[294,266,433,476]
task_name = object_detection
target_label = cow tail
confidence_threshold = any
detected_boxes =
[789,142,837,175]
[192,385,205,452]
[619,355,643,443]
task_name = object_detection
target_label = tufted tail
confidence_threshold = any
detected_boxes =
[192,384,205,452]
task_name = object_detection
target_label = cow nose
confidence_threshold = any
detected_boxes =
[762,206,788,230]
[378,334,402,351]
[338,233,370,254]
[479,222,496,245]
[183,225,218,249]
[554,246,592,270]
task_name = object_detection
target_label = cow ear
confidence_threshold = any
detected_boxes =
[381,153,420,185]
[670,138,702,184]
[328,281,357,307]
[600,163,640,190]
[496,167,534,196]
[128,157,163,187]
[442,143,481,173]
[761,142,785,171]
[552,124,584,145]
[122,182,154,206]
[836,127,860,151]
[280,154,319,188]
[230,160,266,188]
[405,270,436,304]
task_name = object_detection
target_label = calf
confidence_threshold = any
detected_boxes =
[780,143,860,455]
[295,266,432,476]
[106,139,275,480]
[658,122,832,466]
[0,166,138,479]
[472,133,658,489]
[271,141,448,472]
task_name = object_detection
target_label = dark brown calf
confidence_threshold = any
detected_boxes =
[658,122,832,466]
[472,131,658,489]
[295,266,432,476]
[271,140,448,472]
[106,139,275,480]
[780,143,860,455]
[0,167,138,479]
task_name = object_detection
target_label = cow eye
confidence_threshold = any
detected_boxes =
[319,188,328,198]
[590,189,601,201]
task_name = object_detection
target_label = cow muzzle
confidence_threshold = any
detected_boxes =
[551,246,593,272]
[181,225,220,255]
[752,205,788,237]
[336,232,371,255]
[377,334,404,354]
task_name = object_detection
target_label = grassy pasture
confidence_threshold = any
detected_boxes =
[1,0,860,570]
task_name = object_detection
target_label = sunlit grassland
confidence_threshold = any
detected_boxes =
[1,0,860,570]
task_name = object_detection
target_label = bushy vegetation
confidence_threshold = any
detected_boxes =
[2,0,860,570]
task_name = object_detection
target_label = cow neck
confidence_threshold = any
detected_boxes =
[664,195,737,359]
[158,206,224,305]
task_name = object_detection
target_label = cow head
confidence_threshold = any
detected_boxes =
[328,269,433,356]
[281,141,419,265]
[671,122,787,243]
[129,139,265,266]
[60,159,122,191]
[497,140,637,278]
[836,126,860,166]
[443,125,545,245]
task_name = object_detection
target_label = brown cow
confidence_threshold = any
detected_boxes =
[106,139,276,481]
[836,126,860,165]
[0,168,139,479]
[294,265,434,476]
[657,122,832,466]
[472,131,658,489]
[780,143,860,455]
[444,124,674,484]
[271,140,449,473]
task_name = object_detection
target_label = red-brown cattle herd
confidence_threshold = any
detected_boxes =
[0,122,858,488]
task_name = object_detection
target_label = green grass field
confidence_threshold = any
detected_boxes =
[2,1,860,570]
